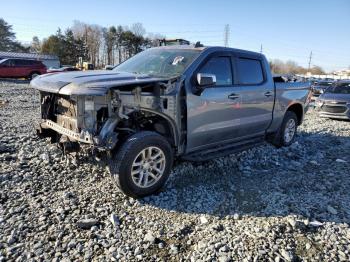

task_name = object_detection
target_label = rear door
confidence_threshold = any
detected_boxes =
[186,53,244,151]
[234,56,274,136]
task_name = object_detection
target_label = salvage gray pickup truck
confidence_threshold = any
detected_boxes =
[31,45,311,197]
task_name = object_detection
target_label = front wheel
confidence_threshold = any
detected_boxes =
[109,131,174,198]
[270,111,298,148]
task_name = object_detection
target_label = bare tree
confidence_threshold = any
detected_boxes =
[104,26,117,65]
[131,23,146,37]
[71,21,103,67]
[30,36,41,53]
[270,59,323,75]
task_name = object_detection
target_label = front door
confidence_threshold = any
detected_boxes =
[186,55,243,151]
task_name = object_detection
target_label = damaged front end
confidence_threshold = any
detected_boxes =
[35,78,182,156]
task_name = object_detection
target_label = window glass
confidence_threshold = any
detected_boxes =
[13,60,26,66]
[199,56,232,85]
[114,48,200,78]
[237,58,264,85]
[325,83,350,94]
[2,60,12,66]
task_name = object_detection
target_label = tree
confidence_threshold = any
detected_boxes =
[71,21,103,66]
[310,66,325,75]
[104,26,117,65]
[131,22,146,37]
[41,35,61,56]
[41,28,88,65]
[30,36,41,53]
[0,18,28,52]
[115,26,124,63]
[269,59,324,75]
[41,29,65,59]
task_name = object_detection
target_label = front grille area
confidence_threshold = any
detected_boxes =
[55,96,77,118]
[55,95,79,132]
[321,104,347,114]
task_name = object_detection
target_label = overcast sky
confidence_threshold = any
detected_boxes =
[1,0,349,72]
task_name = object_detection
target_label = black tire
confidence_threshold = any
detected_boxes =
[109,131,173,198]
[270,111,298,148]
[28,72,40,80]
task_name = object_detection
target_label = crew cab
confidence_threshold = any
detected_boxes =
[31,46,310,197]
[0,58,47,79]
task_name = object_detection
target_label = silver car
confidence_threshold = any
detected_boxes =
[316,80,350,120]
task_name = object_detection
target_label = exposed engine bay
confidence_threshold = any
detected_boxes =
[36,80,184,155]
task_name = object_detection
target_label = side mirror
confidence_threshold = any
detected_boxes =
[197,73,216,87]
[105,65,114,70]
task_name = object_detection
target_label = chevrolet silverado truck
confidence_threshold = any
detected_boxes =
[31,45,311,197]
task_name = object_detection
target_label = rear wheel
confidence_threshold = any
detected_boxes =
[109,131,173,198]
[270,111,298,148]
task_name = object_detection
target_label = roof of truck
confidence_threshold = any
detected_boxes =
[154,45,263,57]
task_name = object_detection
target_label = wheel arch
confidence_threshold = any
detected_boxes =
[118,108,180,149]
[286,103,304,125]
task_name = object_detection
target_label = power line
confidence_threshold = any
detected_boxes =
[308,51,313,72]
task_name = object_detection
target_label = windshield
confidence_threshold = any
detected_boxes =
[325,83,350,94]
[114,48,201,78]
[0,59,7,64]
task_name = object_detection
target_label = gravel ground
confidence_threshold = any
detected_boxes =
[1,80,350,262]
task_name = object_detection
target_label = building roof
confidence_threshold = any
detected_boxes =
[0,51,59,61]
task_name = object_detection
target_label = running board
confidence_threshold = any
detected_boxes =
[182,137,266,162]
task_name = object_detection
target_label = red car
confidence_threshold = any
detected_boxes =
[0,58,47,80]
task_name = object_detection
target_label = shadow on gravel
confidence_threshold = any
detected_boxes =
[141,130,350,224]
[0,78,30,84]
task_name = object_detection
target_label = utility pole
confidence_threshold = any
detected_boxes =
[308,51,313,72]
[260,44,263,53]
[224,24,230,47]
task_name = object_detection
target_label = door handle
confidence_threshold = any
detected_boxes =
[228,93,240,99]
[264,91,273,97]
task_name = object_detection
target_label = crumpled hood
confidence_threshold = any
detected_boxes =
[319,93,350,103]
[30,70,167,95]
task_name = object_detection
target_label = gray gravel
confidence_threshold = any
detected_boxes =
[1,80,350,261]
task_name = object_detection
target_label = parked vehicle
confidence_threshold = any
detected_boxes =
[105,65,114,70]
[316,80,350,120]
[31,46,311,197]
[0,58,47,79]
[311,80,334,98]
[47,66,80,74]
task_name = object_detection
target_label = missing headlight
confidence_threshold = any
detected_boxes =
[85,97,94,111]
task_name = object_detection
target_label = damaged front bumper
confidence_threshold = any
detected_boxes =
[39,119,94,144]
[37,119,119,153]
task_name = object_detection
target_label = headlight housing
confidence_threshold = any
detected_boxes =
[84,97,95,130]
